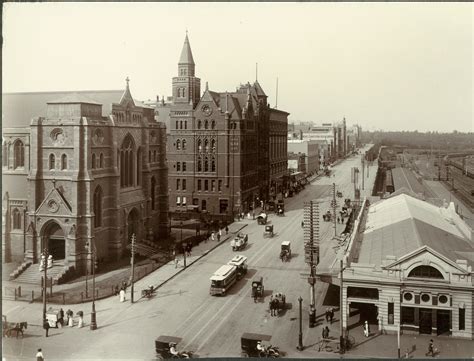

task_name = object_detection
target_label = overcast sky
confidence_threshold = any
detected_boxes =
[3,3,473,132]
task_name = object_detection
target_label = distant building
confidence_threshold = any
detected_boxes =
[334,193,474,339]
[288,152,306,173]
[2,84,169,279]
[287,139,320,174]
[144,95,173,133]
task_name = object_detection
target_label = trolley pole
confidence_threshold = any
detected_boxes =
[130,233,136,303]
[297,296,303,351]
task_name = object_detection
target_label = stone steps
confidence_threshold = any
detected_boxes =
[15,262,66,285]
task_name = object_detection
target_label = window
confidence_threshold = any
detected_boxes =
[197,160,202,172]
[176,179,181,190]
[153,151,157,161]
[388,303,394,325]
[202,199,207,211]
[12,208,21,229]
[197,139,202,152]
[180,121,183,130]
[204,139,209,152]
[176,121,179,129]
[13,140,24,168]
[49,154,56,170]
[182,179,186,191]
[205,120,209,129]
[211,139,216,152]
[120,134,135,188]
[149,150,152,162]
[177,162,181,171]
[212,180,216,192]
[184,121,187,130]
[176,139,181,150]
[151,177,156,210]
[211,120,216,130]
[99,153,104,168]
[408,266,443,279]
[176,196,181,205]
[459,308,465,330]
[211,158,216,172]
[182,139,187,150]
[61,154,68,170]
[218,180,222,191]
[204,180,209,191]
[198,179,202,191]
[182,196,187,205]
[401,307,415,325]
[183,162,186,172]
[198,120,202,129]
[204,158,209,172]
[93,186,103,227]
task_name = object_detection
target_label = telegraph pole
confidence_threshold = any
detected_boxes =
[332,183,337,237]
[339,259,345,354]
[304,201,319,328]
[130,233,136,303]
[297,296,303,351]
[361,155,365,190]
[42,248,48,330]
[90,242,97,330]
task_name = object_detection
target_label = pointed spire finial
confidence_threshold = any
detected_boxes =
[206,81,209,91]
[52,178,56,189]
[256,63,258,81]
[225,92,229,114]
[126,76,130,89]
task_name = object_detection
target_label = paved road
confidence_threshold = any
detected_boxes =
[3,146,377,360]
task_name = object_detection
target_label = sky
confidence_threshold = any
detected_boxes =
[2,2,473,132]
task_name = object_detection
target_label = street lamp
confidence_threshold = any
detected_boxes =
[41,248,48,329]
[85,245,89,298]
[90,242,97,330]
[297,296,303,351]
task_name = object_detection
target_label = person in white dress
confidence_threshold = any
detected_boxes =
[39,255,45,272]
[47,255,53,269]
[119,289,126,302]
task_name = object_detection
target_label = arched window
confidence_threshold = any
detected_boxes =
[204,139,209,152]
[408,266,444,279]
[211,139,216,152]
[151,177,156,210]
[211,158,216,172]
[176,121,179,129]
[49,154,56,170]
[92,153,96,169]
[93,186,103,227]
[180,121,183,130]
[211,120,216,130]
[182,139,187,150]
[176,140,181,150]
[136,148,141,186]
[184,121,187,130]
[197,160,202,172]
[2,142,7,167]
[120,134,135,188]
[153,150,157,161]
[205,120,209,129]
[198,120,202,129]
[12,208,21,229]
[61,154,68,170]
[14,140,24,169]
[204,157,209,172]
[197,139,202,152]
[99,153,104,168]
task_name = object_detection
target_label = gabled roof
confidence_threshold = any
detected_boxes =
[179,34,195,65]
[253,81,266,97]
[358,193,474,268]
[2,90,123,127]
[47,93,101,105]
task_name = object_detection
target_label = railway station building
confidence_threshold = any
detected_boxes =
[325,193,474,339]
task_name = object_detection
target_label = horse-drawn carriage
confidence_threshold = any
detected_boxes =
[323,211,332,222]
[155,335,192,359]
[257,213,268,225]
[46,308,63,328]
[231,233,248,251]
[142,285,156,299]
[2,315,27,338]
[279,241,291,262]
[263,225,274,238]
[269,292,286,316]
[240,333,280,358]
[251,277,264,302]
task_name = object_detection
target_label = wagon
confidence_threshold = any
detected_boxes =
[263,225,274,238]
[46,308,62,328]
[231,233,248,251]
[279,241,291,262]
[155,335,182,359]
[257,213,268,225]
[241,333,272,357]
[251,277,264,302]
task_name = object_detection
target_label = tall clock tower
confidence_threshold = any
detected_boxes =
[172,33,201,107]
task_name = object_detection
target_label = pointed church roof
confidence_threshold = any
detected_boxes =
[119,77,135,106]
[253,81,267,97]
[179,34,195,65]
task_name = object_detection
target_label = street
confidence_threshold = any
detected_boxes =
[3,146,376,360]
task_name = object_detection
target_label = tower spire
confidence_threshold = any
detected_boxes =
[256,63,258,81]
[179,32,195,65]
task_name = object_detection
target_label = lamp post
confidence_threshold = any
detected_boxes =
[339,259,345,354]
[90,242,97,330]
[297,296,303,351]
[85,246,89,299]
[130,233,136,303]
[41,248,48,329]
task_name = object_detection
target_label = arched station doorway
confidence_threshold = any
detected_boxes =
[42,221,66,261]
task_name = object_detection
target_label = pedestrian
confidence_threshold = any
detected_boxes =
[186,243,192,256]
[58,308,64,327]
[301,221,304,228]
[47,254,53,269]
[325,307,330,322]
[325,326,330,338]
[211,232,215,242]
[363,321,370,337]
[43,319,50,337]
[337,217,340,224]
[36,348,44,361]
[322,326,327,339]
[225,225,229,235]
[67,310,74,327]
[122,281,127,292]
[270,295,274,317]
[219,228,222,238]
[114,284,120,296]
[217,232,221,242]
[119,288,126,302]
[77,311,84,328]
[329,308,334,324]
[426,339,435,357]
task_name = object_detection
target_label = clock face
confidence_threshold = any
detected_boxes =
[201,104,212,116]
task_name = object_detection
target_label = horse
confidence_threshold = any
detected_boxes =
[6,322,27,338]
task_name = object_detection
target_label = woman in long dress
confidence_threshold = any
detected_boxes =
[119,289,125,302]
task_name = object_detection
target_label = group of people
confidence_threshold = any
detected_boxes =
[38,254,54,272]
[114,281,128,302]
[43,308,81,337]
[325,307,335,324]
[269,295,282,316]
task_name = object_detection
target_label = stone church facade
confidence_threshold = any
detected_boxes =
[3,82,168,278]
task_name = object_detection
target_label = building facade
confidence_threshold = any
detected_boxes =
[2,84,168,279]
[287,139,320,175]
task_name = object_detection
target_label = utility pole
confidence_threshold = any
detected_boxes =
[85,246,89,298]
[332,183,337,237]
[42,248,48,331]
[304,201,318,328]
[181,222,186,269]
[339,259,345,354]
[297,296,303,351]
[361,155,365,190]
[130,233,136,303]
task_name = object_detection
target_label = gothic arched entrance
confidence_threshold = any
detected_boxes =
[127,208,140,243]
[42,221,65,260]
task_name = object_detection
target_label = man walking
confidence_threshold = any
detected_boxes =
[329,308,334,324]
[43,319,50,337]
[36,348,45,361]
[225,225,229,235]
[58,308,64,327]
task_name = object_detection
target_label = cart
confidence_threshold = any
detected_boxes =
[46,308,62,328]
[231,233,248,251]
[241,333,272,357]
[263,225,274,238]
[251,277,264,302]
[279,241,291,262]
[155,335,192,359]
[257,213,268,225]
